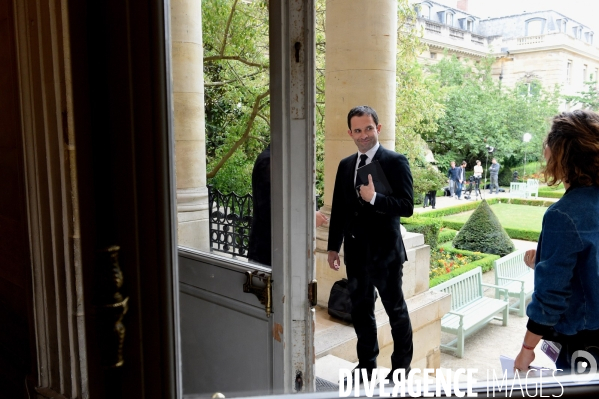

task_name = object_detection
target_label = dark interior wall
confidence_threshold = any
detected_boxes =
[0,0,35,397]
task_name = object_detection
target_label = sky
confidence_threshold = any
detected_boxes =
[430,0,599,34]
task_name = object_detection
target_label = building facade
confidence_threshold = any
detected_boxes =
[413,0,599,101]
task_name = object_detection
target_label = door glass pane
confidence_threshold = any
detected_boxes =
[175,0,272,269]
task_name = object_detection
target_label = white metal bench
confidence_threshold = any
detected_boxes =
[526,179,539,198]
[431,267,509,358]
[494,249,535,317]
[510,179,539,199]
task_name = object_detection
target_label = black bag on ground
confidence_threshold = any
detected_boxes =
[328,278,353,322]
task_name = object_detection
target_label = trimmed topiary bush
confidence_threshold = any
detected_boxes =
[452,200,515,256]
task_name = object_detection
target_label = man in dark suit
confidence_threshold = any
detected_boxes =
[248,145,272,265]
[327,105,414,384]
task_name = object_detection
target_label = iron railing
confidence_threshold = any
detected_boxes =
[207,185,253,258]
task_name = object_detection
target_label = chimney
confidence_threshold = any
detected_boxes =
[457,0,468,12]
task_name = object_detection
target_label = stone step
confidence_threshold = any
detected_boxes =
[315,290,451,370]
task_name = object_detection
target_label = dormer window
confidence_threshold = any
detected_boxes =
[556,19,567,33]
[418,2,432,19]
[446,11,454,26]
[584,31,594,44]
[572,26,583,39]
[459,17,474,31]
[525,18,545,36]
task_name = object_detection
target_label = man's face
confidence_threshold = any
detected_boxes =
[451,162,456,168]
[347,114,381,153]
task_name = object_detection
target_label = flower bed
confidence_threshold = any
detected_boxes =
[430,247,483,279]
[429,243,500,287]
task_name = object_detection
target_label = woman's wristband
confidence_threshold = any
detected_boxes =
[522,343,535,350]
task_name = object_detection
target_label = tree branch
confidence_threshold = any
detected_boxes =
[204,55,269,69]
[257,112,270,126]
[207,89,270,179]
[221,0,239,56]
[205,70,265,87]
[248,135,269,145]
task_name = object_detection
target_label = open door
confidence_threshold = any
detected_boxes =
[178,0,317,397]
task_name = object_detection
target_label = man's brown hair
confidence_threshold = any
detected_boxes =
[543,110,599,188]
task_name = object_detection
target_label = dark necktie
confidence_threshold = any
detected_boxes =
[356,154,368,187]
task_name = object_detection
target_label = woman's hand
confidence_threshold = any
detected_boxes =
[524,249,536,269]
[514,347,535,374]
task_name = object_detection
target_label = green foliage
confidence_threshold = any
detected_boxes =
[203,0,271,193]
[412,163,447,200]
[564,79,599,111]
[403,218,442,250]
[424,55,559,173]
[452,200,515,256]
[498,165,515,187]
[438,228,458,243]
[395,3,445,162]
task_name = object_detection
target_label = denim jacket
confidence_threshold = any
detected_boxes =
[527,185,599,336]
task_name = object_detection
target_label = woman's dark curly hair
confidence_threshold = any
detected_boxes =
[543,110,599,188]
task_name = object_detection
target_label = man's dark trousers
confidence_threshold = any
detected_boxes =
[328,145,414,372]
[346,258,412,371]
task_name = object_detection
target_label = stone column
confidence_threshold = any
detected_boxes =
[171,0,210,251]
[317,0,397,304]
[323,0,397,206]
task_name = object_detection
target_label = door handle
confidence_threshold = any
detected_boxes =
[243,271,272,317]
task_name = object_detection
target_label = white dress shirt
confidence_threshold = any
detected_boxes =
[354,142,380,205]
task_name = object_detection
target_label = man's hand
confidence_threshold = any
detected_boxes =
[316,210,328,228]
[328,251,340,271]
[524,249,536,269]
[359,174,375,203]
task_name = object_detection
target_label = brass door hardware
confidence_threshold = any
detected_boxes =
[243,271,272,317]
[308,280,317,308]
[96,245,129,368]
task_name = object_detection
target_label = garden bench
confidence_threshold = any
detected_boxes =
[431,267,509,358]
[494,249,535,317]
[510,179,539,199]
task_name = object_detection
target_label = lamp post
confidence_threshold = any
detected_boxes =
[523,133,532,179]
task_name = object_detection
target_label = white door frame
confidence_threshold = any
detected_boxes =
[269,0,317,392]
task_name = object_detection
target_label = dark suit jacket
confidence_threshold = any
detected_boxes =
[327,145,414,268]
[248,145,271,266]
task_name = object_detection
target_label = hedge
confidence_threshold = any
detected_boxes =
[430,245,500,287]
[438,228,458,244]
[405,198,500,221]
[403,218,442,250]
[495,197,555,207]
[538,190,563,199]
[441,220,540,241]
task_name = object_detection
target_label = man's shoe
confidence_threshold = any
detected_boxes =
[342,367,374,386]
[432,206,435,209]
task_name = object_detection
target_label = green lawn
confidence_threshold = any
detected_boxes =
[442,203,548,232]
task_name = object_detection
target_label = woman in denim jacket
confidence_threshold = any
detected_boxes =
[514,110,599,374]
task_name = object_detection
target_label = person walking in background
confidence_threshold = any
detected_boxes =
[514,110,599,375]
[327,105,414,385]
[489,158,500,194]
[447,161,460,198]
